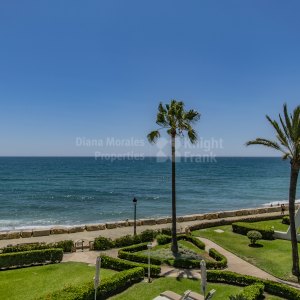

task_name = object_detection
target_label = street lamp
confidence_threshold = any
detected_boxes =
[147,243,153,283]
[133,197,137,236]
[94,257,101,300]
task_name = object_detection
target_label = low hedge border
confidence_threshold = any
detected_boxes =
[232,222,274,240]
[207,270,300,300]
[1,240,74,253]
[232,283,264,300]
[118,235,226,270]
[189,214,282,232]
[0,248,63,269]
[42,266,144,300]
[118,243,162,266]
[100,254,161,277]
[94,228,171,251]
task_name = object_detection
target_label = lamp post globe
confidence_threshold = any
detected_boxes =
[133,198,137,236]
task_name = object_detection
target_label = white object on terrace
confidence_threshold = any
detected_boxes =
[274,208,300,241]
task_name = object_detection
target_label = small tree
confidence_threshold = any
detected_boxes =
[247,230,262,245]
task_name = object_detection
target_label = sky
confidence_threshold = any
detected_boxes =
[0,1,300,157]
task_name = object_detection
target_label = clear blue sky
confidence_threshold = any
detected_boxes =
[1,1,300,156]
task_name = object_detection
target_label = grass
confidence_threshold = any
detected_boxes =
[192,219,299,281]
[0,262,116,300]
[141,240,213,262]
[110,277,282,300]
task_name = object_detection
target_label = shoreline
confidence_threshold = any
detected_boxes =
[0,205,284,241]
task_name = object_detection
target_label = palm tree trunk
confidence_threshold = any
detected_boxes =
[171,133,178,253]
[289,163,300,280]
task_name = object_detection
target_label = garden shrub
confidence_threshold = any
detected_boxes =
[232,222,274,240]
[282,215,290,225]
[42,267,144,300]
[207,270,300,300]
[178,234,205,250]
[156,234,172,245]
[118,243,162,265]
[54,240,74,252]
[160,228,172,236]
[0,248,63,269]
[114,235,137,248]
[139,229,158,242]
[206,248,227,269]
[1,240,74,253]
[100,254,161,277]
[94,236,115,250]
[230,283,264,300]
[241,283,264,300]
[117,234,226,269]
[247,231,262,245]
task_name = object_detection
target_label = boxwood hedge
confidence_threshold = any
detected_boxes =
[0,248,63,269]
[207,270,300,300]
[118,235,226,269]
[118,243,162,266]
[232,222,274,240]
[42,266,144,300]
[100,254,161,277]
[1,240,74,253]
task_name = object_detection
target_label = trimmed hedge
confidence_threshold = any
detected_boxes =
[189,214,282,232]
[206,248,227,269]
[0,248,63,269]
[94,229,163,250]
[42,267,144,300]
[282,215,290,225]
[1,240,73,253]
[100,254,161,277]
[114,235,141,248]
[178,234,205,250]
[232,222,274,240]
[118,243,162,266]
[157,234,172,245]
[207,270,300,300]
[240,283,264,300]
[118,235,226,270]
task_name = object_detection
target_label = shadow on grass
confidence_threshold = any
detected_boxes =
[248,243,264,248]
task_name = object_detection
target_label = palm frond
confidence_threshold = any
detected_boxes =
[187,128,198,144]
[246,138,283,151]
[147,130,160,144]
[283,103,294,139]
[266,115,289,148]
[185,109,200,122]
[148,99,200,143]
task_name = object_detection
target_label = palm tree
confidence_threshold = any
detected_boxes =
[246,104,300,280]
[147,100,200,253]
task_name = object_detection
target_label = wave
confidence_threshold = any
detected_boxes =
[262,199,300,207]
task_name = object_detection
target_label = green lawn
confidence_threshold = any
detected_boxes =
[110,277,282,300]
[192,219,299,282]
[0,262,116,300]
[141,240,213,261]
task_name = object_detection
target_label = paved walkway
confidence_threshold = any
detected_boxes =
[0,211,281,248]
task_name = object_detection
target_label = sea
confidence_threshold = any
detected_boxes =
[0,157,299,231]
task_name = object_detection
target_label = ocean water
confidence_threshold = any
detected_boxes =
[0,157,299,231]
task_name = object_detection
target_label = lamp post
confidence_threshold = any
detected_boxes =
[94,257,101,300]
[200,259,207,298]
[147,243,153,283]
[133,197,137,236]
